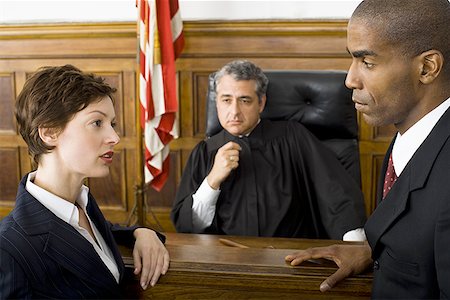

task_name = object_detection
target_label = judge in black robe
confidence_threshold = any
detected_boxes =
[171,60,366,240]
[172,118,366,239]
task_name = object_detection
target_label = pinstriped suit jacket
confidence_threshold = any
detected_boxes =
[0,175,160,299]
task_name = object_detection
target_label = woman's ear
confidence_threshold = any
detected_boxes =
[38,127,58,146]
[419,50,444,85]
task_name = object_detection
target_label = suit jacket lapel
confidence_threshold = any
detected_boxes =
[86,193,125,279]
[366,108,450,250]
[14,180,118,289]
[376,139,395,206]
[43,219,119,289]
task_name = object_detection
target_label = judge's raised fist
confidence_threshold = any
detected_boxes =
[207,141,241,190]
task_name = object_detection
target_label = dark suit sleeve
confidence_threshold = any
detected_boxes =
[435,178,450,297]
[0,247,32,299]
[87,193,166,247]
[109,223,166,247]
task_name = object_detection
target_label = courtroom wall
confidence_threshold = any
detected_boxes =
[0,21,395,232]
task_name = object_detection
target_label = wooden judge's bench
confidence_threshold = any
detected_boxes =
[120,233,373,299]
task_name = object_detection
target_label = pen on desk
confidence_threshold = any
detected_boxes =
[219,238,249,248]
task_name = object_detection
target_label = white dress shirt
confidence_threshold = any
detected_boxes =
[392,97,450,176]
[25,171,120,283]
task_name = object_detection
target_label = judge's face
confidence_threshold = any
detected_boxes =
[50,96,120,179]
[216,75,266,136]
[345,18,421,134]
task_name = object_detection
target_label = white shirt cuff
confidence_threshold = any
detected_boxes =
[191,178,221,231]
[342,227,366,241]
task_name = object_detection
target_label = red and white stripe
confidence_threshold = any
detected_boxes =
[137,0,184,191]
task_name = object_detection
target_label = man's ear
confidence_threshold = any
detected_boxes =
[38,127,58,146]
[419,50,444,84]
[259,95,267,113]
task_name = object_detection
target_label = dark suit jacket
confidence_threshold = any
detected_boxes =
[0,175,164,299]
[365,106,450,299]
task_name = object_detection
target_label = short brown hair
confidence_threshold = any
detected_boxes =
[15,65,116,165]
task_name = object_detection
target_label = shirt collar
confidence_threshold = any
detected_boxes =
[238,118,261,138]
[25,171,90,224]
[392,97,450,176]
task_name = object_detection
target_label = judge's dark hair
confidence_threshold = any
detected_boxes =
[15,64,117,165]
[352,0,450,78]
[213,60,269,102]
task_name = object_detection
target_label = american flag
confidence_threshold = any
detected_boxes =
[137,0,184,191]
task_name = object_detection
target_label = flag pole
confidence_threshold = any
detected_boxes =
[129,1,145,226]
[134,62,145,226]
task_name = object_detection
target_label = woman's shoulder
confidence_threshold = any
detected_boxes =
[0,213,25,251]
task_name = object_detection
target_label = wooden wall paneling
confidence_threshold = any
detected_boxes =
[0,148,21,216]
[0,72,20,216]
[0,74,15,132]
[19,146,32,177]
[373,125,397,141]
[193,72,210,138]
[179,70,194,137]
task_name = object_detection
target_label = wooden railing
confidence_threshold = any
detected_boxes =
[121,232,372,299]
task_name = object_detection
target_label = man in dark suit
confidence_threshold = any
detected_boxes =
[0,65,169,298]
[285,0,450,298]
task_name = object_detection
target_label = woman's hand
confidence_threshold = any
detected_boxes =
[132,228,170,289]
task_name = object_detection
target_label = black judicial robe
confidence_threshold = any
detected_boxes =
[171,119,366,239]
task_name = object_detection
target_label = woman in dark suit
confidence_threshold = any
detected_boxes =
[0,65,169,298]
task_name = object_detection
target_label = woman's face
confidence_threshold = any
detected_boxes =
[51,96,120,179]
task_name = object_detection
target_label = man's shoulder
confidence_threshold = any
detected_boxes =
[260,119,312,137]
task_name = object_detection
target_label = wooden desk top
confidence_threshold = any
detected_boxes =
[121,233,372,299]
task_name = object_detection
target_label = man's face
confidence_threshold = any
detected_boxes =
[345,19,422,133]
[216,75,266,136]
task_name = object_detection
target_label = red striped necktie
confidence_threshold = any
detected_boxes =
[382,153,398,199]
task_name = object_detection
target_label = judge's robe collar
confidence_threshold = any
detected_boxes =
[207,119,274,151]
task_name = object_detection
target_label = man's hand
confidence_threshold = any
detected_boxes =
[285,243,373,292]
[207,141,241,189]
[132,228,170,290]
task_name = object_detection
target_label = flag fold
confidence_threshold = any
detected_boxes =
[137,0,184,191]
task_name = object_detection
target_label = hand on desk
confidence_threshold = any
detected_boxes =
[285,242,373,292]
[133,228,170,290]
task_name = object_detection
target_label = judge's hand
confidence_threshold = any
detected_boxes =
[133,228,170,290]
[285,242,373,292]
[207,141,241,189]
